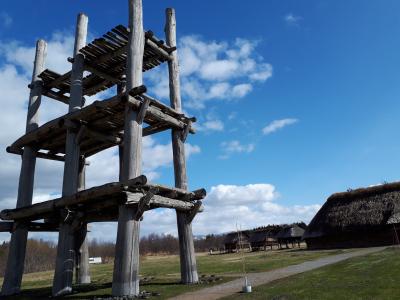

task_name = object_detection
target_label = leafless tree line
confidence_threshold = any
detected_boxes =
[0,233,226,276]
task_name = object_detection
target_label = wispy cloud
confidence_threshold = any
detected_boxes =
[219,140,255,159]
[284,13,302,26]
[262,118,298,135]
[197,119,224,132]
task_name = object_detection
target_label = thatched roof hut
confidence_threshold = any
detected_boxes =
[224,231,251,252]
[249,229,278,250]
[275,224,305,248]
[304,182,400,249]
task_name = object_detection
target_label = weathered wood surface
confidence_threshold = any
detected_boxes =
[1,39,47,297]
[0,221,58,232]
[53,13,88,297]
[39,24,174,100]
[8,86,195,158]
[0,176,149,221]
[166,7,199,284]
[75,161,91,284]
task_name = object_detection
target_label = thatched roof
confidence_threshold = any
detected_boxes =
[276,224,305,239]
[224,231,250,244]
[249,231,276,243]
[304,181,400,239]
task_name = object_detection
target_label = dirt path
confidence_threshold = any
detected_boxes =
[171,246,386,300]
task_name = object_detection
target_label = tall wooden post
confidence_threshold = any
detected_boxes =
[52,13,88,296]
[112,0,144,296]
[1,40,47,296]
[75,159,90,284]
[117,76,126,182]
[165,8,199,284]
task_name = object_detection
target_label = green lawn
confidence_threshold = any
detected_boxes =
[223,247,400,300]
[0,247,352,299]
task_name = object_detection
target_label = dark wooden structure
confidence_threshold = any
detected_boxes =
[224,231,252,253]
[304,182,400,249]
[249,229,279,251]
[0,1,204,297]
[276,224,305,249]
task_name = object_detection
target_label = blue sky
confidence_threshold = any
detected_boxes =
[1,0,400,241]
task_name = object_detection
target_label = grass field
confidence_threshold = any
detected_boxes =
[0,247,349,299]
[223,247,400,300]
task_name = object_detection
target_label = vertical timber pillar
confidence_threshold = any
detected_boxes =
[1,40,47,296]
[75,159,91,284]
[117,76,127,181]
[112,0,144,296]
[165,8,199,284]
[52,13,88,296]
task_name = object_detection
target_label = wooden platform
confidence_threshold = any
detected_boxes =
[0,175,205,224]
[8,86,195,159]
[39,25,175,103]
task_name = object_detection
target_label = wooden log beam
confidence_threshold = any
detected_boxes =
[42,90,69,105]
[186,201,202,223]
[0,222,59,233]
[133,189,155,220]
[136,97,150,124]
[123,94,193,133]
[0,176,147,221]
[85,127,122,145]
[2,39,47,297]
[165,7,199,284]
[7,146,66,162]
[53,13,88,297]
[126,193,204,212]
[112,0,144,296]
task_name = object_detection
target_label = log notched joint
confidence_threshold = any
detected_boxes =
[133,187,158,221]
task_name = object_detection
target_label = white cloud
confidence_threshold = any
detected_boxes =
[197,119,224,132]
[284,13,303,26]
[262,118,298,135]
[146,36,272,109]
[192,183,321,235]
[220,140,255,159]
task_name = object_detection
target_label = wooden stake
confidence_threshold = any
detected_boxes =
[112,0,144,296]
[165,8,199,284]
[53,13,88,297]
[1,39,47,296]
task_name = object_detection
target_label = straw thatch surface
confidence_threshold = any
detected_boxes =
[304,183,400,239]
[304,182,400,249]
[276,224,305,240]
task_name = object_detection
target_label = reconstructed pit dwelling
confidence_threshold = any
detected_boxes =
[0,0,205,297]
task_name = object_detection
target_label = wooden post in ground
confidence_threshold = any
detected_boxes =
[112,0,144,296]
[165,8,199,284]
[52,13,88,296]
[1,40,47,296]
[75,158,91,284]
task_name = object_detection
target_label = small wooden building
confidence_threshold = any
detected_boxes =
[304,182,400,249]
[276,224,305,248]
[249,226,280,250]
[224,231,251,252]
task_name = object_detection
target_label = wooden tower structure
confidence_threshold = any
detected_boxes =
[0,0,205,297]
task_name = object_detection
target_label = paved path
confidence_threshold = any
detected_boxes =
[171,247,386,300]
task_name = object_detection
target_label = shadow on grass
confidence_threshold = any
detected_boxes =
[5,280,184,299]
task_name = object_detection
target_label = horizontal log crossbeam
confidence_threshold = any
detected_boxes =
[0,175,206,223]
[8,86,196,158]
[0,221,59,233]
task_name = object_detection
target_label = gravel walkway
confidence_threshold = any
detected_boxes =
[170,246,386,300]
